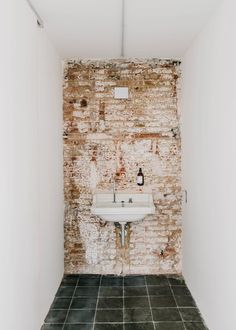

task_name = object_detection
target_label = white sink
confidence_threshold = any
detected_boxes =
[91,192,155,223]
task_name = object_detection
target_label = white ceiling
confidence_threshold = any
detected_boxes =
[30,0,222,59]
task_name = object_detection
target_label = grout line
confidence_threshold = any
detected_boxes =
[62,275,80,330]
[92,275,102,330]
[50,306,198,311]
[58,284,186,289]
[145,275,155,330]
[168,277,187,330]
[45,320,203,325]
[54,295,194,299]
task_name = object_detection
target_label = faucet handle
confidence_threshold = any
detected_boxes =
[128,198,133,203]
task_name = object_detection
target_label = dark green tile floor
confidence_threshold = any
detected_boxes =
[42,274,208,330]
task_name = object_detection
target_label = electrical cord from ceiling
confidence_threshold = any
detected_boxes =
[121,0,125,57]
[26,0,44,28]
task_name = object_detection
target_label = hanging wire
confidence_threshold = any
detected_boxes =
[121,0,125,57]
[26,0,44,28]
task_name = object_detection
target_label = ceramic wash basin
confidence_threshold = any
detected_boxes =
[91,192,155,223]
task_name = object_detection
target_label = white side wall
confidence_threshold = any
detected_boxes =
[0,1,64,329]
[182,0,236,329]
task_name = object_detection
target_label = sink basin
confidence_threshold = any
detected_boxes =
[91,192,155,223]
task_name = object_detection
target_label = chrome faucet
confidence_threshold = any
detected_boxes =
[112,180,116,203]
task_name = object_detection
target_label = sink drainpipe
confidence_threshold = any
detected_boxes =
[112,180,116,203]
[120,223,126,246]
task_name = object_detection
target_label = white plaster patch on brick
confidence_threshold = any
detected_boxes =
[87,133,113,141]
[89,162,98,191]
[79,221,99,265]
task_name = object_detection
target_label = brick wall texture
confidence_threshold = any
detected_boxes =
[63,59,182,275]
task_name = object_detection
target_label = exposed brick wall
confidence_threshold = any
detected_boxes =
[63,59,182,275]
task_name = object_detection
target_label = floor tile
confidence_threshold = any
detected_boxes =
[124,286,147,296]
[74,286,99,297]
[44,310,67,324]
[63,274,80,280]
[42,274,207,330]
[152,308,182,321]
[148,286,172,296]
[101,276,123,286]
[95,309,123,322]
[150,296,176,308]
[99,286,123,297]
[125,323,155,330]
[98,297,123,309]
[70,297,97,309]
[41,325,63,330]
[60,278,78,286]
[56,286,75,297]
[175,295,196,307]
[168,276,186,286]
[79,274,101,278]
[124,297,149,308]
[94,324,123,330]
[146,275,169,286]
[50,297,71,309]
[155,321,185,329]
[184,322,208,329]
[78,277,100,286]
[124,276,145,286]
[171,286,190,296]
[63,324,93,330]
[124,308,152,322]
[66,309,95,323]
[179,308,203,322]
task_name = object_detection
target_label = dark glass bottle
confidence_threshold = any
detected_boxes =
[137,168,144,186]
